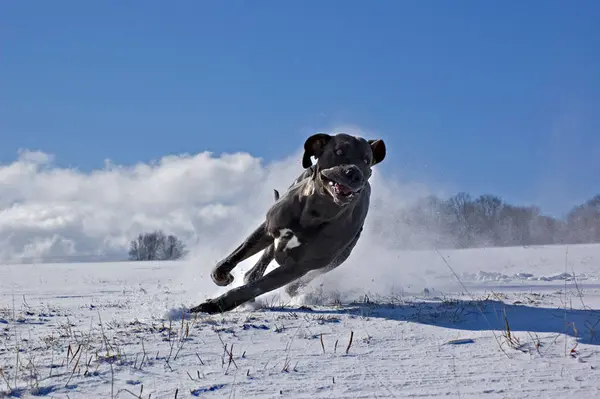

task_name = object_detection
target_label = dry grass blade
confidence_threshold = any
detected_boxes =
[195,352,205,365]
[65,344,84,388]
[345,331,354,354]
[502,311,527,352]
[116,385,144,398]
[225,344,238,374]
[217,333,238,371]
[282,355,291,372]
[0,367,13,392]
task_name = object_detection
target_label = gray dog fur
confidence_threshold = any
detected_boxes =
[189,133,386,314]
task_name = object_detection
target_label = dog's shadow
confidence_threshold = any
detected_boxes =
[266,297,600,346]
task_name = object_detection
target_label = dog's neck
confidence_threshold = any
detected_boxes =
[298,172,358,227]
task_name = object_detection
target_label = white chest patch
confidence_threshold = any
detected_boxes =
[274,228,301,252]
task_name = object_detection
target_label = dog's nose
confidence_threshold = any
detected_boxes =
[345,167,361,183]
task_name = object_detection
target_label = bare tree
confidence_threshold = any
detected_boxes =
[160,234,188,260]
[469,194,503,244]
[447,192,476,247]
[565,195,600,244]
[128,230,187,261]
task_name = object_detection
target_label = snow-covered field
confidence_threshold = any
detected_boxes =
[2,243,600,398]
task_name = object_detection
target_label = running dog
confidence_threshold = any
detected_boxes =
[190,133,386,314]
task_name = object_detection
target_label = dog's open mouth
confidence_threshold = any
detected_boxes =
[328,180,353,197]
[320,174,359,202]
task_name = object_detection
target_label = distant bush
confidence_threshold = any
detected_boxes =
[128,230,188,261]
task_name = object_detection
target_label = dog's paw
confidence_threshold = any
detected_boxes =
[189,299,223,315]
[211,267,234,287]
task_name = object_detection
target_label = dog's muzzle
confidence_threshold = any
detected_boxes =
[319,165,365,205]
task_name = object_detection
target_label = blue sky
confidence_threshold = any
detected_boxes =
[1,1,599,216]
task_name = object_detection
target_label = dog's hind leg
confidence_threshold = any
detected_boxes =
[243,243,275,285]
[241,243,275,305]
[241,188,282,286]
[211,222,273,287]
[192,262,310,314]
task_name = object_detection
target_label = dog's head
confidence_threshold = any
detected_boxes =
[301,133,386,205]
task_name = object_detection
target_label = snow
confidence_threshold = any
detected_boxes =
[1,243,600,398]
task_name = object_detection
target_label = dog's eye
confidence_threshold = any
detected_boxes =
[364,158,370,164]
[335,149,344,156]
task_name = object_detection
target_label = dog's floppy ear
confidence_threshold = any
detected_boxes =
[302,133,332,168]
[368,139,386,166]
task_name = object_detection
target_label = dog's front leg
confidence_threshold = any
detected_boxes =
[191,263,308,314]
[211,222,273,286]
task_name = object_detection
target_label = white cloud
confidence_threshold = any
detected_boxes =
[17,149,55,165]
[0,147,294,263]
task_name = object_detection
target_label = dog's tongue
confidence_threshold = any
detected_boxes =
[334,183,352,195]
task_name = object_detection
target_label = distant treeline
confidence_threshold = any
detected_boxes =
[390,193,600,249]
